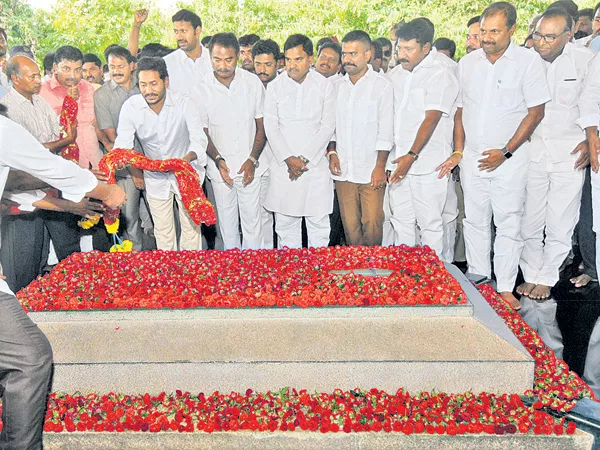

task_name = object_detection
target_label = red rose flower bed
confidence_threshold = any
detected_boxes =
[1,248,596,437]
[17,245,467,311]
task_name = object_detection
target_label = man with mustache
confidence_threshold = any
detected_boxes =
[315,41,342,78]
[114,57,207,250]
[329,30,393,246]
[452,1,550,310]
[387,18,459,259]
[192,33,266,250]
[0,55,101,291]
[466,16,482,54]
[163,9,212,95]
[83,53,104,88]
[94,45,147,250]
[239,34,260,74]
[252,39,279,247]
[263,34,336,248]
[40,45,104,170]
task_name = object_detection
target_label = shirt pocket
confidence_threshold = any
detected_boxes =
[556,80,580,107]
[493,86,520,109]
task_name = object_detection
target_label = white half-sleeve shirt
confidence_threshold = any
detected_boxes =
[163,47,213,96]
[193,69,266,180]
[389,51,459,174]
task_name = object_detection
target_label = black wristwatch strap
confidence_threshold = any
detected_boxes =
[501,147,512,159]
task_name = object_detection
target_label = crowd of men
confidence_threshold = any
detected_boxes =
[1,0,600,447]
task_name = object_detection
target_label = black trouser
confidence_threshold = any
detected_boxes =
[575,167,597,278]
[0,292,53,450]
[0,213,46,293]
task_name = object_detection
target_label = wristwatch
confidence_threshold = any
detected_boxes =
[298,155,310,164]
[407,150,419,160]
[215,155,226,167]
[501,147,512,159]
[249,156,259,168]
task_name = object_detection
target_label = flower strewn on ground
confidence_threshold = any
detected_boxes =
[17,246,466,311]
[3,247,596,436]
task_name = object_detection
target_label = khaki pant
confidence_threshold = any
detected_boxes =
[146,192,202,251]
[335,181,385,246]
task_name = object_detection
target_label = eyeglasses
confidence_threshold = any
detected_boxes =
[531,30,569,43]
[383,50,392,57]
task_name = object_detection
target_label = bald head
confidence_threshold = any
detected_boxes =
[7,55,42,99]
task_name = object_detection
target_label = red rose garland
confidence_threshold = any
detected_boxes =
[98,149,216,227]
[58,96,79,164]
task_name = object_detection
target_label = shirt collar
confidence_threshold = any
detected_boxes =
[343,64,374,85]
[108,75,138,91]
[413,49,435,73]
[177,45,209,63]
[8,88,31,105]
[49,75,64,90]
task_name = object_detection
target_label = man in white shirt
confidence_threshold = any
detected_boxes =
[252,39,280,248]
[519,8,594,302]
[315,41,342,79]
[239,34,260,74]
[114,57,208,251]
[264,34,336,248]
[163,9,212,95]
[329,30,393,246]
[387,19,459,259]
[453,1,550,310]
[466,16,482,54]
[0,109,126,450]
[576,4,600,47]
[193,33,266,250]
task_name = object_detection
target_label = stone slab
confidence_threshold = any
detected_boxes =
[43,429,595,450]
[39,317,526,363]
[50,359,533,395]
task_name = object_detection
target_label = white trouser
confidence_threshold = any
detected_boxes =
[520,161,584,286]
[382,187,394,246]
[442,177,459,263]
[519,297,563,360]
[212,177,263,250]
[146,191,202,251]
[260,174,275,249]
[593,168,600,283]
[275,213,330,249]
[461,162,527,292]
[388,172,448,258]
[583,316,600,399]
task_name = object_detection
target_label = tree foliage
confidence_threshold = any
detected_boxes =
[0,0,596,62]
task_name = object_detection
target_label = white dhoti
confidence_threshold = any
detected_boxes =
[519,297,564,360]
[388,171,448,258]
[260,173,275,249]
[520,159,584,286]
[382,187,394,246]
[583,316,600,399]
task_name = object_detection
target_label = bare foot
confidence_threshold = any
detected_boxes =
[578,262,585,272]
[516,282,535,296]
[570,274,593,288]
[529,284,551,300]
[500,291,521,311]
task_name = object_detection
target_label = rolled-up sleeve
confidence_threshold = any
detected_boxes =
[425,69,459,117]
[0,118,97,202]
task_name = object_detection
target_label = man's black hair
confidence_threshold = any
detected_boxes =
[54,46,84,65]
[481,2,518,28]
[396,18,435,46]
[136,56,168,80]
[284,34,314,56]
[83,53,102,68]
[433,37,456,59]
[105,45,136,64]
[209,33,240,54]
[172,9,202,29]
[317,41,342,62]
[252,39,280,59]
[239,34,260,47]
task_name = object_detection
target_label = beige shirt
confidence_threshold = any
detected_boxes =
[0,88,59,144]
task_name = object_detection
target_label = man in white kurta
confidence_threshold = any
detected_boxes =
[263,34,336,248]
[519,11,596,300]
[114,58,207,251]
[387,20,459,259]
[193,33,266,250]
[455,3,550,309]
[163,9,212,95]
[330,31,393,247]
